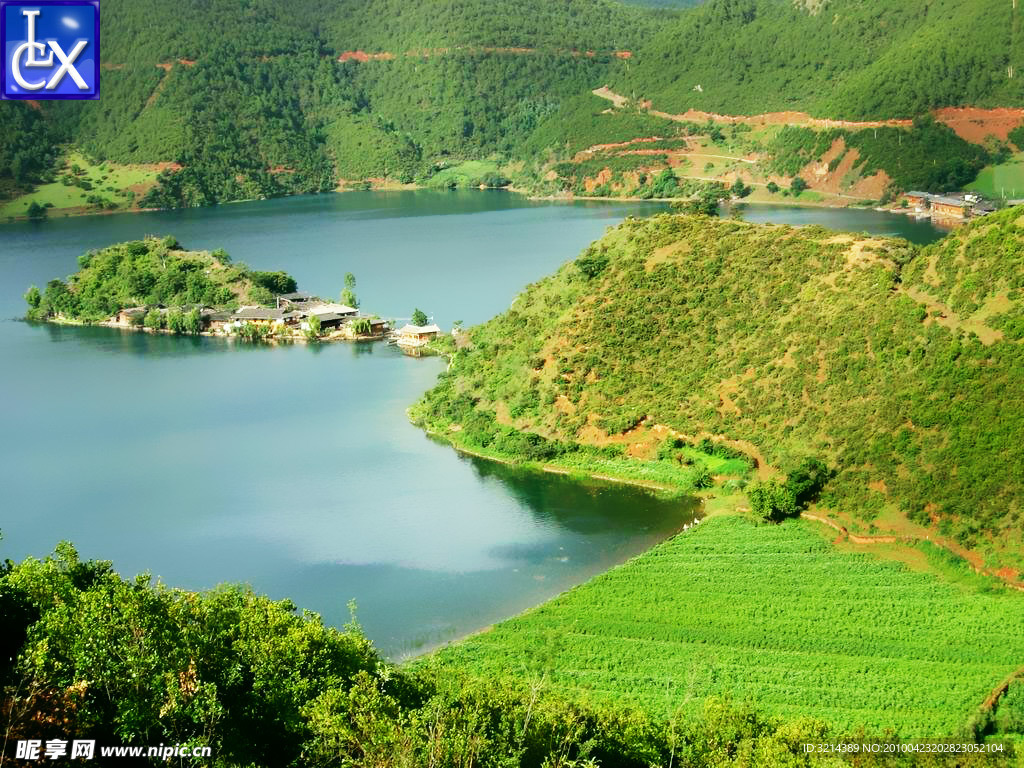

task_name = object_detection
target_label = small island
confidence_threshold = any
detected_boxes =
[23,235,405,343]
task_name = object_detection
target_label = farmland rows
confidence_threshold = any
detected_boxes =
[434,517,1024,736]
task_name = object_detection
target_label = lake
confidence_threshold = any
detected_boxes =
[0,191,946,657]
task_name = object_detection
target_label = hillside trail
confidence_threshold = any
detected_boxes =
[593,87,1024,143]
[800,512,1024,593]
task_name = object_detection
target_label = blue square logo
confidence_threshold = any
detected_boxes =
[1,1,99,100]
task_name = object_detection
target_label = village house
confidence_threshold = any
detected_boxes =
[114,307,147,326]
[364,317,390,336]
[903,191,929,212]
[276,291,317,309]
[307,302,359,318]
[396,323,441,347]
[234,307,287,325]
[929,195,969,219]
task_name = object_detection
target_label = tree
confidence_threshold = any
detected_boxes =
[184,308,202,335]
[24,285,41,309]
[306,313,322,340]
[26,201,46,220]
[351,317,371,335]
[790,177,808,195]
[411,308,429,326]
[730,177,751,199]
[785,458,830,507]
[144,309,164,330]
[748,481,797,524]
[766,181,780,194]
[678,182,725,216]
[341,272,359,308]
[167,309,186,334]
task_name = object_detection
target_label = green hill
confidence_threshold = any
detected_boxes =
[413,208,1024,572]
[614,0,1024,119]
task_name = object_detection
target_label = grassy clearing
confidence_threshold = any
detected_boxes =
[967,153,1024,200]
[428,515,1024,737]
[422,159,507,189]
[1,151,160,218]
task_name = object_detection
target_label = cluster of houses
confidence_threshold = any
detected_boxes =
[902,192,996,221]
[112,290,444,348]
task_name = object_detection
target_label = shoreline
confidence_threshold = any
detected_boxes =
[418,422,695,496]
[3,179,890,225]
[35,316,392,345]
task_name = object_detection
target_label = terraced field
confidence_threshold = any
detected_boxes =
[432,516,1024,737]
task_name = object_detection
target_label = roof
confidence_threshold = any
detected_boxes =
[929,196,967,207]
[278,291,315,301]
[397,323,441,335]
[308,302,358,316]
[312,312,346,323]
[235,307,285,320]
[904,191,930,198]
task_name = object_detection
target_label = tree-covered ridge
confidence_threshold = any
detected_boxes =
[24,236,292,322]
[1,539,921,767]
[415,210,1024,569]
[615,0,1024,119]
[4,0,1021,213]
[323,0,660,53]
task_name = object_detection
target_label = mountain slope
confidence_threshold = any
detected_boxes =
[615,0,1024,119]
[416,209,1024,570]
[3,0,1024,211]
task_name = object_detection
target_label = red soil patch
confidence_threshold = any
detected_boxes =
[614,51,632,59]
[594,87,1024,147]
[583,168,613,194]
[268,166,295,174]
[24,99,41,111]
[796,138,890,199]
[338,50,395,62]
[849,169,890,200]
[574,136,667,160]
[101,62,124,71]
[934,106,1024,145]
[648,104,912,131]
[997,566,1021,583]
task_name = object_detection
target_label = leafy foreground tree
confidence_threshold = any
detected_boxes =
[411,307,429,326]
[0,541,973,767]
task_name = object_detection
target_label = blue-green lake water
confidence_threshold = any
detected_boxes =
[0,191,945,657]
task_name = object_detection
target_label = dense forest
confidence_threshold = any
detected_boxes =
[414,209,1024,571]
[616,0,1024,118]
[2,0,1023,211]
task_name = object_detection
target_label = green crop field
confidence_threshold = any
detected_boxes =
[430,516,1024,737]
[968,154,1024,200]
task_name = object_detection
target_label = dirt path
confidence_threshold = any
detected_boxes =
[979,667,1024,715]
[800,512,1024,592]
[594,88,1023,144]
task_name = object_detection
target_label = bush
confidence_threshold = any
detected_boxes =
[143,309,164,330]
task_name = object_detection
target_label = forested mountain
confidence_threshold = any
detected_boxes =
[2,0,1023,211]
[615,0,1024,118]
[415,209,1024,571]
